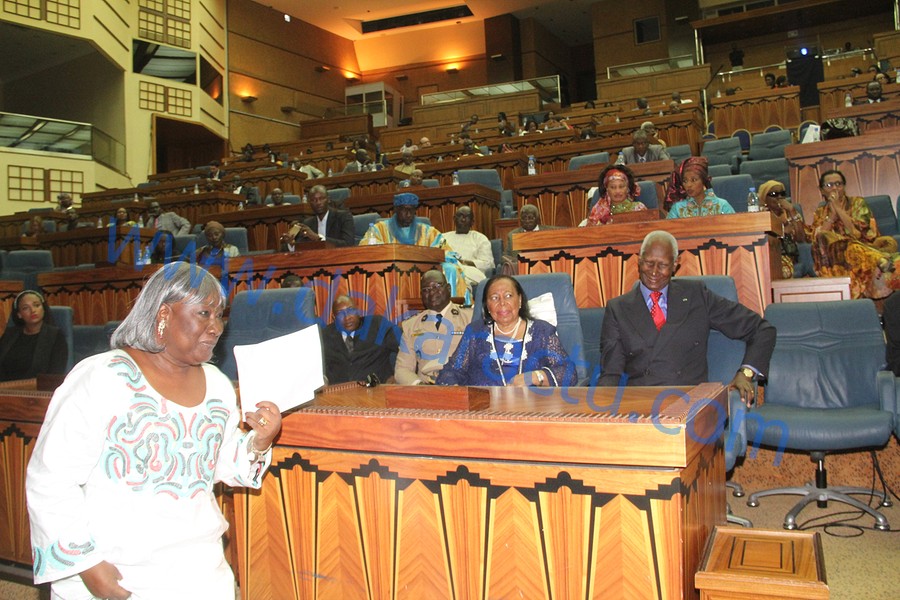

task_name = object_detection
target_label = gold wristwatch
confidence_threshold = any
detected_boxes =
[738,367,755,380]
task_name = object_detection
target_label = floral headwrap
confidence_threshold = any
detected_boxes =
[664,156,710,211]
[588,168,640,226]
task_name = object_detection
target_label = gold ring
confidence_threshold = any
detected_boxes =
[258,417,269,427]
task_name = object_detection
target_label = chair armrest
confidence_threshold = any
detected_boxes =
[876,370,900,433]
[726,389,748,458]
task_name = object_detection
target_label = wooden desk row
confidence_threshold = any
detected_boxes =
[822,96,900,135]
[708,86,802,138]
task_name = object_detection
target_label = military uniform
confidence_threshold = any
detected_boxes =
[394,303,473,384]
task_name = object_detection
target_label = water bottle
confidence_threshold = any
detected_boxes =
[450,134,456,145]
[844,92,853,107]
[366,223,379,245]
[747,187,760,213]
[137,215,144,228]
[527,156,537,176]
[302,192,308,203]
[617,151,625,165]
[133,193,139,202]
[452,171,460,185]
[615,116,620,123]
[659,109,664,117]
[238,201,244,211]
[327,167,333,177]
[437,155,443,162]
[193,183,200,194]
[97,217,103,228]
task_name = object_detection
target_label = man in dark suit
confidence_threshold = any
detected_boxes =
[615,129,671,165]
[280,184,354,250]
[599,230,776,404]
[322,295,399,385]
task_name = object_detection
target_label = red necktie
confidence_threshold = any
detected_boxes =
[650,291,665,331]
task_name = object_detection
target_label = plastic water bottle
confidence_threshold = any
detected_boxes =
[366,223,378,245]
[133,193,139,202]
[437,155,443,162]
[327,167,333,177]
[450,134,456,145]
[302,192,308,203]
[747,187,760,213]
[615,116,620,123]
[193,183,199,194]
[137,215,144,228]
[844,92,853,107]
[527,156,537,176]
[96,217,103,228]
[617,151,625,165]
[238,201,244,211]
[452,171,460,185]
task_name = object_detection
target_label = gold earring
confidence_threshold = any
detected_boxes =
[157,320,167,337]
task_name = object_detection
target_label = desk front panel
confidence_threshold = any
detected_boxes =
[709,87,801,137]
[514,212,780,314]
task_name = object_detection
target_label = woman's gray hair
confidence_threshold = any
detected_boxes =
[110,262,226,352]
[640,230,678,261]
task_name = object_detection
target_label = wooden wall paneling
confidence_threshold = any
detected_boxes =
[596,65,711,104]
[709,87,801,137]
[298,114,372,140]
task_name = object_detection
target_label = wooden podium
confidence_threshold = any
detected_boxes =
[232,382,727,600]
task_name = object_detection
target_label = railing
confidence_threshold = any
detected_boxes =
[0,112,126,173]
[605,55,696,79]
[420,76,561,106]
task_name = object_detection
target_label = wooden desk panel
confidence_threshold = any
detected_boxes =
[818,79,900,116]
[823,97,900,134]
[785,129,900,221]
[73,193,242,230]
[710,87,801,137]
[512,160,674,227]
[417,152,526,190]
[513,212,781,314]
[210,204,314,252]
[34,227,157,268]
[316,169,406,197]
[0,280,24,336]
[233,383,726,600]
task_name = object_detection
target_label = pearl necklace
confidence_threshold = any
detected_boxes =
[493,318,521,336]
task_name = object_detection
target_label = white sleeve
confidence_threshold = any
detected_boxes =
[26,356,114,584]
[472,233,495,273]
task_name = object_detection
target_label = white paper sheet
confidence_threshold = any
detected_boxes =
[232,326,324,417]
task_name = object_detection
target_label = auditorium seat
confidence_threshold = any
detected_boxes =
[215,286,318,380]
[701,137,742,174]
[739,158,790,194]
[636,180,658,209]
[194,227,250,255]
[327,187,351,208]
[748,129,792,160]
[731,128,751,153]
[422,178,440,188]
[578,307,604,384]
[456,169,515,217]
[9,305,74,372]
[864,195,900,246]
[1,250,54,292]
[353,212,380,244]
[708,164,733,178]
[711,174,753,212]
[568,152,610,170]
[667,144,692,167]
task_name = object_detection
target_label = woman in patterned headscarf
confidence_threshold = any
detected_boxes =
[664,156,735,218]
[582,164,646,226]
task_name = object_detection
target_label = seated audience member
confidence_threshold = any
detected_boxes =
[759,180,807,279]
[581,164,647,227]
[359,192,468,298]
[502,204,558,269]
[231,176,261,205]
[435,275,577,387]
[884,292,900,376]
[542,112,567,131]
[636,97,652,115]
[149,230,175,264]
[764,72,776,88]
[664,157,735,217]
[598,230,775,405]
[775,75,789,88]
[296,160,324,179]
[640,121,666,148]
[668,100,683,113]
[616,129,670,165]
[343,149,373,173]
[861,80,885,103]
[57,208,92,232]
[196,221,240,264]
[874,71,893,86]
[497,142,516,154]
[460,114,479,132]
[281,274,303,288]
[399,138,418,153]
[520,119,541,135]
[322,295,399,385]
[400,169,425,189]
[811,169,900,299]
[0,290,68,381]
[146,201,191,235]
[266,188,287,206]
[23,215,45,236]
[55,193,74,211]
[497,112,515,137]
[395,270,473,385]
[108,207,136,227]
[280,184,353,250]
[419,136,432,148]
[442,206,494,286]
[208,160,224,180]
[458,139,483,157]
[395,150,417,175]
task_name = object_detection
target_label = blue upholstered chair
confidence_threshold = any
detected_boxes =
[473,273,587,384]
[422,178,440,188]
[864,195,900,246]
[708,164,733,178]
[578,307,604,383]
[636,180,658,209]
[739,158,790,195]
[352,213,379,244]
[568,152,610,170]
[215,287,318,380]
[456,169,515,215]
[731,129,751,153]
[667,144,692,167]
[73,324,112,366]
[489,239,502,276]
[711,174,753,212]
[326,187,351,208]
[1,250,54,292]
[701,137,742,174]
[8,305,74,373]
[193,227,249,255]
[748,129,792,160]
[745,300,897,530]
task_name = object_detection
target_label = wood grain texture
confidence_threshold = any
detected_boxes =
[710,87,801,137]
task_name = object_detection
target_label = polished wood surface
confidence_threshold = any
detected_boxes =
[513,212,781,314]
[0,280,24,336]
[696,527,828,599]
[233,382,727,600]
[316,168,406,197]
[822,97,900,134]
[818,78,900,116]
[210,204,314,252]
[512,160,674,227]
[345,183,500,234]
[29,227,158,268]
[785,128,900,221]
[417,152,526,190]
[38,246,447,325]
[709,86,801,137]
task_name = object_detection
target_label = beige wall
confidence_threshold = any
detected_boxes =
[593,0,671,74]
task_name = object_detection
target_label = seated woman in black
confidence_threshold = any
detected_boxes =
[0,290,68,381]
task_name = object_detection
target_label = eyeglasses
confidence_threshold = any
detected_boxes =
[639,260,673,272]
[767,190,787,198]
[822,181,844,189]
